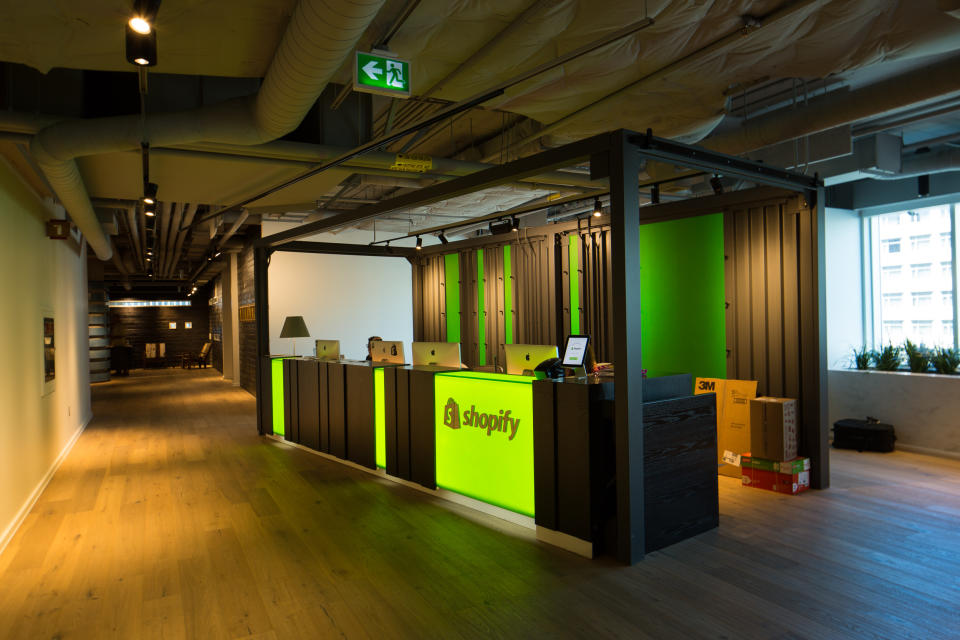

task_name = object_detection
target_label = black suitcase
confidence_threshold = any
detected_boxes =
[833,417,896,452]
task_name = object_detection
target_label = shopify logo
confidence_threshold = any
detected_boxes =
[443,398,521,441]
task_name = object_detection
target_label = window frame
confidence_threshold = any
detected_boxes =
[863,203,959,351]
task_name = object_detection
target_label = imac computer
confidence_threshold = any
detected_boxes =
[412,342,461,367]
[314,339,340,361]
[504,343,559,376]
[371,340,405,364]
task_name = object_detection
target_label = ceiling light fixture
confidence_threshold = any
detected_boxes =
[592,197,603,217]
[415,236,423,251]
[125,1,161,67]
[128,16,151,35]
[651,184,660,205]
[710,175,724,196]
[144,206,155,217]
[142,182,158,205]
[510,216,520,231]
[438,231,449,245]
[918,174,930,198]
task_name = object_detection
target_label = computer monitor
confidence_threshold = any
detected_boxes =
[371,340,405,364]
[412,341,461,367]
[314,339,340,361]
[504,343,559,376]
[562,335,590,367]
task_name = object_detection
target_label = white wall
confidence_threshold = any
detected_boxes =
[263,223,415,361]
[829,370,960,456]
[0,157,91,550]
[825,207,864,369]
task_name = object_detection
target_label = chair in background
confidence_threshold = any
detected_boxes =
[183,342,211,369]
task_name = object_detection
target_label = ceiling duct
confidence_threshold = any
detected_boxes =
[28,0,385,260]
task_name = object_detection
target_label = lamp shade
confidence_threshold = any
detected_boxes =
[279,316,310,338]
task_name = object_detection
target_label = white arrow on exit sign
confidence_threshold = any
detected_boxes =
[362,60,383,81]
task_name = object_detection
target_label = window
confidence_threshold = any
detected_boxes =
[912,292,932,307]
[868,204,958,351]
[912,320,933,342]
[911,263,932,278]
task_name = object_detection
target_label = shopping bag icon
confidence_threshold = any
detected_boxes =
[443,398,460,429]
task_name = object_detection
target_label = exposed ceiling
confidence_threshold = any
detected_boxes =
[1,0,960,298]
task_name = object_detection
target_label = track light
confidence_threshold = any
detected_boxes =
[438,231,449,245]
[710,175,724,196]
[144,202,156,217]
[415,236,423,251]
[918,174,930,198]
[129,16,151,35]
[592,197,602,217]
[142,182,158,205]
[510,216,520,231]
[651,184,660,205]
[213,251,221,258]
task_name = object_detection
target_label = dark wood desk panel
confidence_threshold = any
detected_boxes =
[283,359,300,444]
[318,361,330,453]
[384,367,400,477]
[532,380,557,530]
[297,360,320,451]
[328,363,347,459]
[345,364,376,469]
[396,370,411,480]
[409,369,437,489]
[643,393,718,553]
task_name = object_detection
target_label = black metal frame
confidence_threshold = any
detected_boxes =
[253,129,825,564]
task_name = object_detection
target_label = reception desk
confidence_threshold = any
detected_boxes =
[266,356,718,556]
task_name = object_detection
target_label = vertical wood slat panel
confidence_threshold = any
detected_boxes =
[782,209,801,402]
[765,207,784,397]
[560,233,572,338]
[411,261,424,341]
[461,251,479,369]
[750,206,768,393]
[734,209,752,379]
[723,214,737,378]
[486,244,505,370]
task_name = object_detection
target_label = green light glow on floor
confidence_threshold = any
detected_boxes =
[435,371,534,516]
[271,358,285,437]
[375,367,386,469]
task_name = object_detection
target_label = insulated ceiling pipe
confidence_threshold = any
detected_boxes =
[703,53,960,156]
[872,147,960,180]
[28,0,385,260]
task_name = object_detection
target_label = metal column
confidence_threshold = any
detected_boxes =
[609,131,645,563]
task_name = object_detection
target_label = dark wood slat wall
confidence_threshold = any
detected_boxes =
[460,250,481,368]
[723,194,828,488]
[239,244,258,394]
[577,228,614,363]
[513,236,558,348]
[483,244,506,370]
[411,254,447,343]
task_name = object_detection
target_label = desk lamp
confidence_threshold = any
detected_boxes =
[279,316,310,356]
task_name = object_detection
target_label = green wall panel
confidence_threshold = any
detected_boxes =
[503,245,513,344]
[569,235,580,334]
[638,213,727,383]
[477,249,486,365]
[444,253,460,343]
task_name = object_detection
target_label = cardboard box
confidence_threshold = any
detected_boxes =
[749,397,797,461]
[695,378,758,478]
[741,455,810,474]
[741,465,809,495]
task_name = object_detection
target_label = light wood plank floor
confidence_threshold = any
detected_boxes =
[1,368,958,639]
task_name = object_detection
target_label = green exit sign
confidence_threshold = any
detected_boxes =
[354,52,411,98]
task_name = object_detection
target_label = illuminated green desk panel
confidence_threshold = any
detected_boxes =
[271,357,288,437]
[375,367,386,468]
[435,371,535,517]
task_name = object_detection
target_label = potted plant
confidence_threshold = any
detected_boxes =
[903,339,931,373]
[931,346,960,375]
[872,344,902,371]
[851,346,872,370]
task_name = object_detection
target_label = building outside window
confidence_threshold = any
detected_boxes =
[869,203,957,349]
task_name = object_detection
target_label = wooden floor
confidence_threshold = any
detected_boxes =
[1,369,959,639]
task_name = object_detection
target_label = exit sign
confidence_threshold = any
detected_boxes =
[354,51,411,98]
